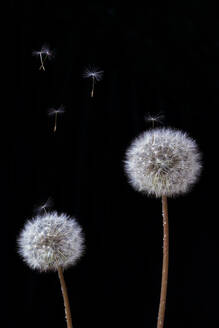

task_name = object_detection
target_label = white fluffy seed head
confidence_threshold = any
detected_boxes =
[125,128,202,198]
[18,211,84,272]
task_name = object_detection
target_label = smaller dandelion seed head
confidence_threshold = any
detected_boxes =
[125,128,202,198]
[82,66,104,81]
[17,211,85,272]
[48,105,65,116]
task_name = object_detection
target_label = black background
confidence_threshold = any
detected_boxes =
[4,1,219,327]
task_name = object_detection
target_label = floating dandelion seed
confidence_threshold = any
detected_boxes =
[18,210,84,328]
[48,105,65,133]
[33,197,54,215]
[125,127,202,328]
[32,44,53,71]
[145,113,165,128]
[82,66,104,97]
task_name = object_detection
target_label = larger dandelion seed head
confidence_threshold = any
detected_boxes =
[18,211,84,272]
[125,128,202,198]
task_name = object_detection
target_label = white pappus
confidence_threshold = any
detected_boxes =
[125,127,202,198]
[34,197,54,215]
[18,211,85,272]
[82,66,104,97]
[145,113,164,127]
[48,105,65,133]
[32,44,54,71]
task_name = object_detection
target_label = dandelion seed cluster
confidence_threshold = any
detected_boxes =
[18,212,84,272]
[125,128,202,197]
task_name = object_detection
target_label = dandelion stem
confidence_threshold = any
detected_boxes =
[44,54,48,63]
[91,76,95,97]
[157,195,169,328]
[39,53,45,71]
[58,266,73,328]
[54,112,57,133]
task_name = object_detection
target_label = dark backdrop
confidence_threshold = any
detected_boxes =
[4,1,219,327]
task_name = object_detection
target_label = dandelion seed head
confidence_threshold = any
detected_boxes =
[125,128,202,197]
[82,66,104,81]
[18,211,84,272]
